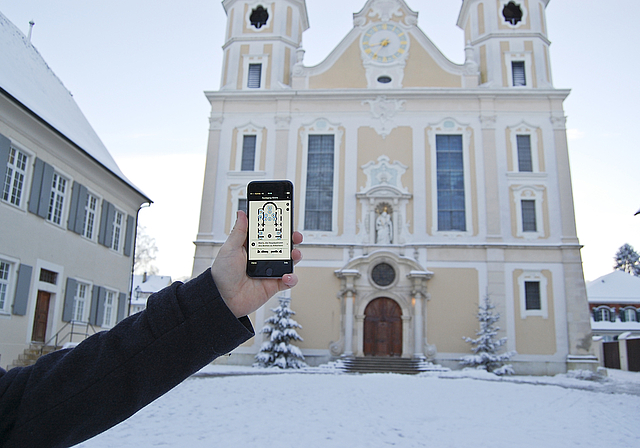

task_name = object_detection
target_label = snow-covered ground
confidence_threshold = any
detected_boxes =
[75,367,640,448]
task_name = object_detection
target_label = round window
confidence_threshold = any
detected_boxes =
[371,263,396,287]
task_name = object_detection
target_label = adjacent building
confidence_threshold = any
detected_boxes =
[588,270,640,341]
[192,0,595,374]
[0,12,151,368]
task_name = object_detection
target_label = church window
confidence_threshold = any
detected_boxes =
[512,61,526,86]
[502,1,523,26]
[241,135,257,171]
[371,263,396,287]
[524,281,541,310]
[304,135,334,231]
[436,135,466,231]
[516,135,533,172]
[250,6,269,29]
[247,64,262,88]
[377,76,392,84]
[521,199,537,232]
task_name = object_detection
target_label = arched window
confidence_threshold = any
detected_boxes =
[594,307,612,322]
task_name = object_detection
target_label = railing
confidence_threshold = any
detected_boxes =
[39,321,99,355]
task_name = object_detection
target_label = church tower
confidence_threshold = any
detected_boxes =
[457,0,552,88]
[220,0,309,90]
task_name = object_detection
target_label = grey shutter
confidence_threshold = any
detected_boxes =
[89,285,100,325]
[68,182,88,234]
[28,158,54,218]
[0,133,10,191]
[95,287,107,326]
[99,201,115,247]
[12,264,33,316]
[63,278,78,322]
[116,292,127,322]
[123,215,135,257]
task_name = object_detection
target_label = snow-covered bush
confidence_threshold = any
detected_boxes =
[254,297,307,369]
[460,295,515,375]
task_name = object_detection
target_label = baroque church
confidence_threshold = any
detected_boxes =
[192,0,596,374]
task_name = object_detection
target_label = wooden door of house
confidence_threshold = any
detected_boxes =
[364,298,402,356]
[31,291,51,342]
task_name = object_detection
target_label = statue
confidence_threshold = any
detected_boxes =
[376,209,393,244]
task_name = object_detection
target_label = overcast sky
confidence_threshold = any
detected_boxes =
[2,0,638,282]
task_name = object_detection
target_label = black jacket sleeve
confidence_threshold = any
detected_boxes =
[0,268,254,448]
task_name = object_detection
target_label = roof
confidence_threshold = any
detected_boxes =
[586,270,640,304]
[0,12,149,201]
[132,274,173,295]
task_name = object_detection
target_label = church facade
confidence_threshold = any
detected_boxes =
[192,0,596,374]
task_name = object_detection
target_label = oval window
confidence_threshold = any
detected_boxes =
[377,76,392,84]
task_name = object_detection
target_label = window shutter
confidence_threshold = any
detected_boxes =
[512,61,526,86]
[12,264,33,316]
[99,201,115,247]
[89,285,100,325]
[63,278,78,322]
[28,158,44,215]
[123,215,135,257]
[68,182,88,234]
[0,133,10,190]
[28,158,54,218]
[116,292,127,323]
[247,64,262,88]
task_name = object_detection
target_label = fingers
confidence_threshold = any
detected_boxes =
[281,274,298,288]
[226,210,248,249]
[293,231,303,245]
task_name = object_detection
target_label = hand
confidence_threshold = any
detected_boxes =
[211,210,303,318]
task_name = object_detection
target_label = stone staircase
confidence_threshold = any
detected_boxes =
[8,344,58,370]
[341,357,449,375]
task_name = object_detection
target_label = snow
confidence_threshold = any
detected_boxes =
[73,367,640,448]
[0,12,145,198]
[586,270,640,304]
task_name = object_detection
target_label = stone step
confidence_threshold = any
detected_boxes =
[341,357,449,375]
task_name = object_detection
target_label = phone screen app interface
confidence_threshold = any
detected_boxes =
[248,199,291,261]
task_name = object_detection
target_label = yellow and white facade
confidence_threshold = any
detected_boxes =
[193,0,596,374]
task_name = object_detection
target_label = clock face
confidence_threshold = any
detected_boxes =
[361,23,409,64]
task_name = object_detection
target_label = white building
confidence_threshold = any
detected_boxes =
[130,274,173,315]
[192,0,595,374]
[0,12,151,368]
[587,270,640,341]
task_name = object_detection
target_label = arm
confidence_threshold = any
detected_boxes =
[0,269,253,448]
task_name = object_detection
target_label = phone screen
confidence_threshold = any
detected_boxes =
[246,180,293,277]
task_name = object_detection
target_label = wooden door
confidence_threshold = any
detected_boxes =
[31,291,50,342]
[364,298,402,356]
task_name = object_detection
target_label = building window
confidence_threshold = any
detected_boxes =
[241,135,257,171]
[48,172,67,225]
[39,269,58,285]
[371,263,396,287]
[521,199,537,232]
[73,282,89,322]
[621,308,638,323]
[250,5,269,29]
[83,193,98,239]
[2,147,28,207]
[304,135,334,231]
[0,260,11,312]
[516,135,533,172]
[593,306,613,323]
[502,1,523,26]
[512,61,526,86]
[247,64,262,88]
[103,290,117,327]
[436,135,466,231]
[524,281,541,310]
[111,209,124,252]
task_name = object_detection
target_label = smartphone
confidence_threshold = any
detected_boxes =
[246,180,294,278]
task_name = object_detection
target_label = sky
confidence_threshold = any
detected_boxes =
[1,0,638,282]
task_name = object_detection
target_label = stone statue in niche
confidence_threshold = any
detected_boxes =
[375,204,393,244]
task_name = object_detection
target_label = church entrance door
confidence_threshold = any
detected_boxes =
[364,298,402,356]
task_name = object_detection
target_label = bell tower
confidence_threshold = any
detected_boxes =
[457,0,553,88]
[220,0,309,90]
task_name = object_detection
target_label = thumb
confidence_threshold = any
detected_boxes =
[226,210,248,249]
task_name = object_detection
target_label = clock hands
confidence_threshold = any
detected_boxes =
[371,38,390,59]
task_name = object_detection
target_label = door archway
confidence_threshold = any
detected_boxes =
[363,297,402,356]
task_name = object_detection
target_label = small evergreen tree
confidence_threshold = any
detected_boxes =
[255,297,307,369]
[461,295,515,375]
[613,243,640,276]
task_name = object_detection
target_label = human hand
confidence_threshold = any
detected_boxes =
[211,210,303,318]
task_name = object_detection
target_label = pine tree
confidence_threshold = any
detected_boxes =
[460,295,515,375]
[613,243,640,276]
[255,297,307,369]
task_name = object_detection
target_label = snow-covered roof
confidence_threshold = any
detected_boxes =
[0,12,148,200]
[586,270,640,304]
[132,274,172,295]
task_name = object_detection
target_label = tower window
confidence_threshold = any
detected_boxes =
[247,64,262,88]
[516,135,532,172]
[512,61,526,86]
[524,281,541,310]
[250,6,269,29]
[521,199,537,232]
[503,1,523,26]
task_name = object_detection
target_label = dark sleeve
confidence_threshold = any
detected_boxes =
[0,268,254,448]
